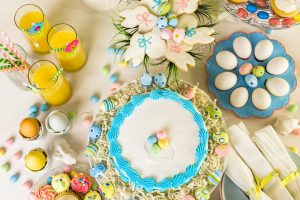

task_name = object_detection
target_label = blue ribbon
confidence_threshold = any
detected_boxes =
[185,27,196,37]
[152,0,162,9]
[138,36,152,52]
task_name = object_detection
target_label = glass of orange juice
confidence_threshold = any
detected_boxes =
[28,60,72,106]
[47,23,87,71]
[14,4,51,53]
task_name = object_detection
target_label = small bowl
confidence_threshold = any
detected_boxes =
[45,110,72,136]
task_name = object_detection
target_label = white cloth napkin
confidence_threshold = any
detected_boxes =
[228,123,293,200]
[226,150,272,200]
[253,125,300,200]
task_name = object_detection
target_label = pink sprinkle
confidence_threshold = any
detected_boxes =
[13,151,22,161]
[22,181,33,191]
[63,165,72,173]
[4,137,15,148]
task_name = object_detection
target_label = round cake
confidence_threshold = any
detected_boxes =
[88,79,228,199]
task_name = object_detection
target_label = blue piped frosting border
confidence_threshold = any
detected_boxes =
[107,89,209,192]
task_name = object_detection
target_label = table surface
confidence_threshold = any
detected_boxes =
[0,0,300,199]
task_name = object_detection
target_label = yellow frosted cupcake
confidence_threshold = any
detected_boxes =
[55,191,80,200]
[271,0,299,18]
[84,191,102,200]
[51,173,71,193]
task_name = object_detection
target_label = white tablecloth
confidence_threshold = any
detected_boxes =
[0,0,299,199]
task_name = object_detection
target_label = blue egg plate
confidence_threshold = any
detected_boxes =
[207,32,297,118]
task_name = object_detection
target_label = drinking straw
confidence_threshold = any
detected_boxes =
[51,68,63,82]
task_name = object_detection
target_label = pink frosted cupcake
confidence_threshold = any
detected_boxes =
[36,185,57,200]
[70,173,91,194]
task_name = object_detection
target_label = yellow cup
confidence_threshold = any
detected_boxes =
[28,60,72,106]
[14,4,51,53]
[48,23,87,71]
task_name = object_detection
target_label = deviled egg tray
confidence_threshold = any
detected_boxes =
[207,32,297,118]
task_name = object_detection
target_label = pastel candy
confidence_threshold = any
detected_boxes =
[206,105,222,119]
[90,164,106,178]
[110,73,119,83]
[101,65,110,75]
[239,63,253,75]
[161,27,173,40]
[46,176,52,185]
[154,73,167,88]
[100,182,115,198]
[158,1,171,15]
[140,73,153,86]
[0,147,5,156]
[13,151,23,161]
[252,66,265,77]
[85,143,99,158]
[213,132,228,144]
[156,16,168,29]
[100,98,115,112]
[147,135,158,145]
[158,138,169,149]
[90,95,100,104]
[89,124,102,140]
[83,117,93,126]
[29,112,38,118]
[182,86,197,100]
[245,74,258,88]
[215,144,231,157]
[151,144,161,154]
[63,165,72,173]
[10,173,20,183]
[156,130,167,139]
[207,170,223,186]
[173,28,185,43]
[119,60,128,68]
[287,104,298,112]
[1,162,10,172]
[195,187,210,200]
[22,181,33,191]
[40,104,49,112]
[29,105,39,113]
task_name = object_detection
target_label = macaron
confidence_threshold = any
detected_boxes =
[25,149,48,172]
[19,118,41,140]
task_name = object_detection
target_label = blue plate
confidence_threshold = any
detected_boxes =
[207,32,297,118]
[221,151,300,200]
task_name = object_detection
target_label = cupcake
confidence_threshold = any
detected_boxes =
[51,173,71,193]
[19,118,44,141]
[71,173,92,194]
[270,0,299,17]
[36,185,57,200]
[25,148,49,172]
[84,191,102,200]
[229,0,247,3]
[55,191,80,200]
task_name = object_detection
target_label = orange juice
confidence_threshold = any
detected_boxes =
[15,5,51,53]
[29,61,72,105]
[48,24,86,71]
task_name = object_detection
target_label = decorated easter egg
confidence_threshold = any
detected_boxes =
[239,63,253,75]
[246,4,257,13]
[214,72,237,91]
[100,98,115,112]
[230,87,249,108]
[158,138,169,149]
[237,8,248,18]
[158,1,171,15]
[195,188,210,200]
[100,182,115,198]
[89,124,102,140]
[245,74,258,88]
[213,132,228,144]
[252,88,271,110]
[85,143,99,158]
[29,105,39,113]
[154,73,167,88]
[266,57,289,75]
[140,73,153,86]
[215,144,231,157]
[151,144,161,154]
[48,111,70,132]
[233,36,252,59]
[206,105,222,119]
[207,170,223,186]
[156,16,168,29]
[173,28,185,43]
[147,135,158,145]
[182,85,197,100]
[257,11,269,19]
[216,51,238,70]
[254,40,273,61]
[168,15,178,27]
[252,66,265,77]
[90,164,106,178]
[266,78,290,97]
[161,27,173,40]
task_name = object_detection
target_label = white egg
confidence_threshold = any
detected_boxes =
[230,87,249,108]
[266,57,289,75]
[252,88,271,110]
[215,72,237,91]
[233,36,252,59]
[266,78,290,97]
[48,112,70,132]
[216,51,238,70]
[254,40,273,61]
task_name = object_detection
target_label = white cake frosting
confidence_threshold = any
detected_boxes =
[275,0,298,13]
[117,98,200,182]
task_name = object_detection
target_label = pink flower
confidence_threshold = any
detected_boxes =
[65,39,79,53]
